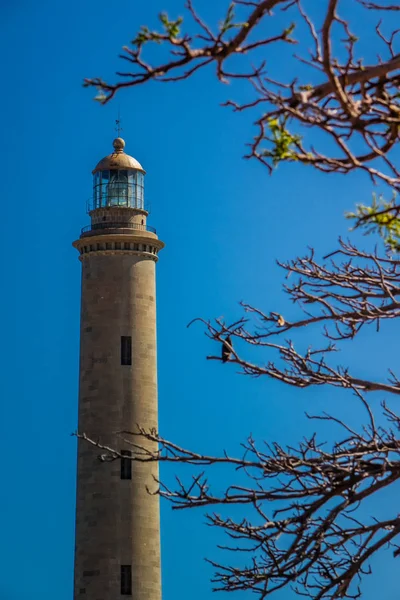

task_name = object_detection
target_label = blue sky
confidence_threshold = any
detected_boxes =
[0,1,399,599]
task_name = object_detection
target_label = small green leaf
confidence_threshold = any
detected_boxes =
[346,192,400,252]
[94,90,107,103]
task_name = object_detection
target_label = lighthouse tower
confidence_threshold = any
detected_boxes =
[73,138,164,600]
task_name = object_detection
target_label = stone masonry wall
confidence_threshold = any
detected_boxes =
[74,249,161,600]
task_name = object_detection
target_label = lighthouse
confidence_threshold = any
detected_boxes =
[73,138,164,600]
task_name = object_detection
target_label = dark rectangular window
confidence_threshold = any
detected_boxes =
[121,450,132,480]
[121,565,132,595]
[121,336,132,365]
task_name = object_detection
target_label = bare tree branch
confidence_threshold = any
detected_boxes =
[78,402,400,600]
[186,240,400,420]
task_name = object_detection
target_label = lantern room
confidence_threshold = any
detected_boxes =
[92,138,145,210]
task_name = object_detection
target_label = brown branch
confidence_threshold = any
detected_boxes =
[85,0,400,192]
[78,405,400,599]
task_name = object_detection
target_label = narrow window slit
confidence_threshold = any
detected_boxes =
[121,336,132,366]
[121,450,132,480]
[121,565,132,595]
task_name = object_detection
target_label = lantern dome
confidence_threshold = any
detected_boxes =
[92,138,145,174]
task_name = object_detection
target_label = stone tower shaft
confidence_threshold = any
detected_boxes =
[73,138,164,600]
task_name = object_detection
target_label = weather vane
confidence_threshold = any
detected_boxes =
[115,109,123,137]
